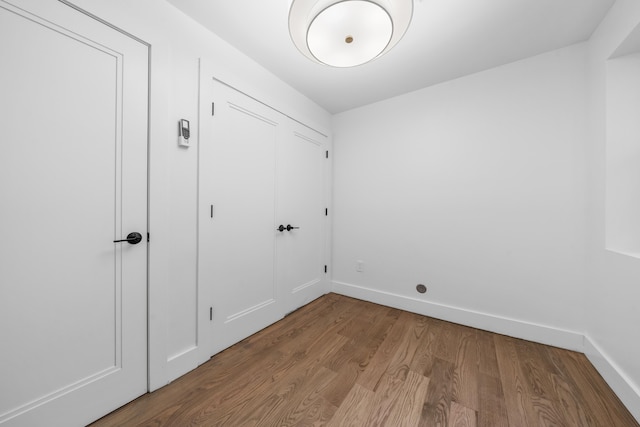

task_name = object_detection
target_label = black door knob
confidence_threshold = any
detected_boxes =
[286,224,300,231]
[277,225,286,232]
[114,232,143,244]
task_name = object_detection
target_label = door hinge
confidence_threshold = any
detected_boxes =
[324,265,327,273]
[212,102,215,116]
[325,208,328,216]
[210,307,213,321]
[147,232,150,242]
[325,150,329,159]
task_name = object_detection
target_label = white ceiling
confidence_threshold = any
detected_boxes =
[166,0,614,114]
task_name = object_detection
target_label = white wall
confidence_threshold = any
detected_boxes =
[66,0,331,390]
[332,43,590,348]
[585,0,640,418]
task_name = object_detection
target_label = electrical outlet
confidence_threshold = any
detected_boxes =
[356,260,364,272]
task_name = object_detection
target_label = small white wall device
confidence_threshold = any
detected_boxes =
[178,119,190,147]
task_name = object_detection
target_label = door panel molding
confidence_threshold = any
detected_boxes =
[226,299,277,323]
[292,278,322,294]
[293,131,324,146]
[1,366,120,424]
[229,102,279,126]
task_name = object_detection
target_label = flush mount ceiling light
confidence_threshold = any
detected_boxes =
[289,0,413,68]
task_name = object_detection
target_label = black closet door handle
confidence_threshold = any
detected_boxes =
[277,224,300,232]
[114,232,143,244]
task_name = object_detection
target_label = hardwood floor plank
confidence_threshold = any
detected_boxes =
[419,357,455,427]
[409,317,438,378]
[449,401,478,427]
[451,328,480,410]
[90,294,639,427]
[199,310,348,425]
[392,371,431,427]
[493,335,539,426]
[357,309,414,390]
[476,329,501,378]
[323,306,398,372]
[281,395,338,427]
[382,312,430,383]
[326,383,376,427]
[548,372,591,426]
[432,320,459,363]
[324,321,394,403]
[546,347,607,426]
[324,312,398,406]
[362,373,406,425]
[321,306,399,407]
[158,350,294,426]
[241,366,337,427]
[335,300,384,339]
[513,339,569,426]
[208,331,347,424]
[513,339,558,400]
[322,361,364,408]
[365,370,430,426]
[240,293,356,357]
[477,373,509,427]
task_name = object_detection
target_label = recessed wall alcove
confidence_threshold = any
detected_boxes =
[605,22,640,258]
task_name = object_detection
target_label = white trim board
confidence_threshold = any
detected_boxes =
[331,280,584,351]
[584,336,640,423]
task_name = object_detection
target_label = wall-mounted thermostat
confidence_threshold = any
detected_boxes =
[178,119,190,147]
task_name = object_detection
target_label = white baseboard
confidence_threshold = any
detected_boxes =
[331,280,584,352]
[584,336,640,423]
[165,345,201,386]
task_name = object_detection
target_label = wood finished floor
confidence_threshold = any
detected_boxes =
[91,293,639,426]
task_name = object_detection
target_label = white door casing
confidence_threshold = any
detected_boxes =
[0,1,148,425]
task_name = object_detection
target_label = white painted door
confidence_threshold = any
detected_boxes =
[198,79,328,356]
[0,1,148,426]
[199,81,284,356]
[276,124,328,314]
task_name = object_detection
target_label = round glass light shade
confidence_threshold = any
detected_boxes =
[307,1,392,67]
[289,0,413,68]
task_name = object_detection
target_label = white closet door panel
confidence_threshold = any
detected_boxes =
[277,125,327,313]
[199,81,283,356]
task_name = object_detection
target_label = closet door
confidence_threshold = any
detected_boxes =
[198,77,328,357]
[199,80,284,356]
[276,123,328,314]
[0,1,148,425]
